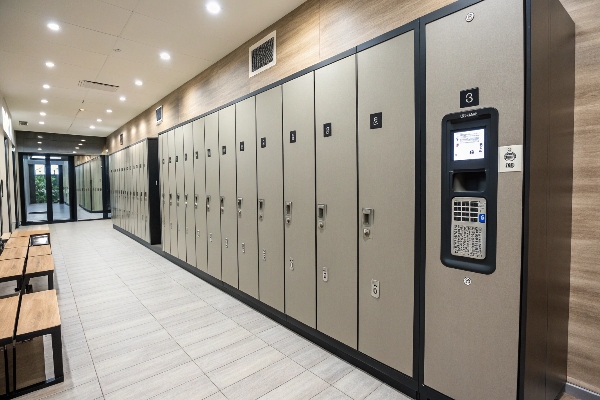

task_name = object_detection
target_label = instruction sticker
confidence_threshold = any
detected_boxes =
[498,145,523,172]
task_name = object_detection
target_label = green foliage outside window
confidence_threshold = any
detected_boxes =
[34,175,59,204]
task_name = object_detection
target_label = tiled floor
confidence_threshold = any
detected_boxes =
[16,219,412,400]
[24,203,103,222]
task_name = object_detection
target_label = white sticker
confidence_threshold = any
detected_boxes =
[498,145,523,172]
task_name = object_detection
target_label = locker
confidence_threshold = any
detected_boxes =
[168,129,178,258]
[315,55,358,349]
[256,87,284,312]
[175,127,187,260]
[160,133,170,252]
[219,105,238,288]
[357,32,415,374]
[183,123,196,266]
[205,112,222,279]
[142,142,148,242]
[282,72,316,328]
[193,118,208,272]
[236,97,259,298]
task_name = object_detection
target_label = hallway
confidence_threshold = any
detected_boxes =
[18,219,409,400]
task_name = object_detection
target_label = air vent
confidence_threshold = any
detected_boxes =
[78,80,119,92]
[18,121,28,126]
[249,31,276,77]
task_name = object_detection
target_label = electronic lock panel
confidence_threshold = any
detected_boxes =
[193,118,208,272]
[183,123,196,266]
[441,109,498,274]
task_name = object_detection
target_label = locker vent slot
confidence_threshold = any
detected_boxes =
[249,31,276,77]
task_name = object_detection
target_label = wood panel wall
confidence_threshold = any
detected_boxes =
[105,0,600,395]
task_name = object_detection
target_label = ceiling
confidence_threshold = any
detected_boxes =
[0,0,307,138]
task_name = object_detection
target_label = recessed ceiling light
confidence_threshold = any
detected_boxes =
[135,80,143,86]
[79,108,85,112]
[81,139,86,142]
[106,109,112,113]
[40,112,46,116]
[78,143,83,146]
[47,22,60,31]
[38,148,42,151]
[120,96,126,101]
[41,99,48,103]
[38,135,43,138]
[73,151,76,153]
[39,121,45,125]
[75,147,80,149]
[97,119,102,122]
[43,84,50,89]
[160,52,171,60]
[90,125,95,129]
[38,142,42,144]
[206,2,221,14]
[45,61,54,68]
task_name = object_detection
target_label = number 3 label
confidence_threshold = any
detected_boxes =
[460,88,480,108]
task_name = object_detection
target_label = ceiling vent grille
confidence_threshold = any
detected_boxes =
[78,80,119,92]
[18,121,28,126]
[249,31,276,77]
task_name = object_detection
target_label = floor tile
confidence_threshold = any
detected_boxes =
[290,344,331,369]
[194,335,268,372]
[312,386,353,400]
[334,369,382,400]
[259,370,329,400]
[364,384,413,400]
[147,375,219,400]
[310,356,355,385]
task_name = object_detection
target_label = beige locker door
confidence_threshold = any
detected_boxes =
[256,87,284,312]
[162,134,170,252]
[183,124,196,265]
[219,105,238,288]
[175,127,186,260]
[205,112,222,279]
[423,1,524,399]
[193,118,208,272]
[283,72,316,328]
[142,141,149,242]
[168,130,178,257]
[315,55,358,349]
[357,32,415,375]
[236,97,259,298]
[134,148,140,236]
[159,134,167,250]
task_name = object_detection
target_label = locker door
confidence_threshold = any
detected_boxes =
[162,133,171,252]
[219,105,238,287]
[142,141,148,242]
[134,147,140,236]
[175,127,186,260]
[183,123,196,265]
[193,118,208,272]
[159,134,167,250]
[256,87,284,312]
[357,33,415,374]
[168,129,178,257]
[205,112,221,279]
[283,72,316,328]
[236,97,258,298]
[315,55,358,349]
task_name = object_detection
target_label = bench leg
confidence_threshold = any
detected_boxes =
[48,273,54,290]
[51,329,63,380]
[3,345,9,394]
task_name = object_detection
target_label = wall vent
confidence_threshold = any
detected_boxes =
[156,106,163,125]
[249,31,276,77]
[18,121,28,126]
[78,80,119,92]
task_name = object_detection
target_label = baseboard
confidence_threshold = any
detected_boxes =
[565,383,600,400]
[112,225,418,399]
[78,205,104,214]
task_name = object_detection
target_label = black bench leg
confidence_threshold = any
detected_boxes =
[48,273,54,290]
[3,345,9,394]
[51,328,63,380]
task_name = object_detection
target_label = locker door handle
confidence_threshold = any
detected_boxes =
[285,202,292,225]
[220,196,225,214]
[169,194,172,206]
[206,195,211,212]
[176,194,180,206]
[258,199,265,220]
[362,208,374,239]
[317,204,327,230]
[195,195,198,209]
[185,194,188,206]
[237,197,243,217]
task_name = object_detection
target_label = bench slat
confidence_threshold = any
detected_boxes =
[0,247,28,260]
[0,296,19,342]
[16,290,61,337]
[28,245,52,257]
[0,258,25,280]
[26,255,54,275]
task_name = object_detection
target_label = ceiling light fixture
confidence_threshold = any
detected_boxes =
[90,125,95,129]
[75,147,80,149]
[43,84,50,89]
[81,139,86,142]
[45,61,54,68]
[40,112,46,116]
[38,135,43,138]
[160,52,170,60]
[135,80,143,86]
[106,109,112,113]
[78,143,83,146]
[41,99,48,103]
[120,96,126,101]
[39,121,45,125]
[97,119,102,122]
[73,151,76,153]
[38,148,42,151]
[38,142,42,144]
[207,2,221,14]
[47,22,60,31]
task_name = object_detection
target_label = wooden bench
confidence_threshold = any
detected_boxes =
[4,238,30,249]
[23,256,54,291]
[0,247,28,261]
[10,229,50,238]
[0,296,18,393]
[0,259,25,286]
[27,246,51,258]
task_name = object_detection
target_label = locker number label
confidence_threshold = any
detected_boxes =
[290,130,297,143]
[322,267,328,282]
[222,146,226,155]
[370,113,382,129]
[323,123,332,138]
[371,280,380,299]
[460,87,479,108]
[261,137,267,148]
[207,149,211,157]
[240,141,244,151]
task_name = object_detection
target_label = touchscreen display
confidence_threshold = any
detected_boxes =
[454,128,485,161]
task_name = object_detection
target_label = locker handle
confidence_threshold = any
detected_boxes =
[317,204,327,229]
[185,194,188,206]
[206,195,211,212]
[169,194,172,206]
[176,194,180,206]
[237,197,243,217]
[362,208,374,239]
[285,202,292,225]
[258,199,265,220]
[220,196,225,214]
[195,195,198,209]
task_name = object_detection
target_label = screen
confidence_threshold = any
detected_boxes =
[453,128,485,161]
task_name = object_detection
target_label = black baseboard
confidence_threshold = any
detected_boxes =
[113,225,418,399]
[78,205,104,214]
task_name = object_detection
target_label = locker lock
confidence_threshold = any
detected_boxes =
[258,199,265,220]
[206,195,211,212]
[176,194,180,206]
[289,257,294,271]
[362,208,374,239]
[220,196,225,214]
[194,195,198,209]
[196,229,200,238]
[317,204,327,229]
[185,194,188,207]
[285,202,292,225]
[169,194,172,206]
[237,198,243,217]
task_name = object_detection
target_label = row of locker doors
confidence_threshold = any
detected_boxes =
[110,140,151,243]
[159,32,416,375]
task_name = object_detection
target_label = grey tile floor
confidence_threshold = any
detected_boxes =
[18,219,412,400]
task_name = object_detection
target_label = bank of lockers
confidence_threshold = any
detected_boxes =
[75,156,103,214]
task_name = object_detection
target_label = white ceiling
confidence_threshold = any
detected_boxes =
[0,0,307,137]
